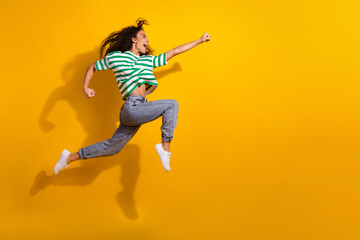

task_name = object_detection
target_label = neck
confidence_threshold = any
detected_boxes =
[130,46,140,56]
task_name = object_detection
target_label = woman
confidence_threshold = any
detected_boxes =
[53,18,210,174]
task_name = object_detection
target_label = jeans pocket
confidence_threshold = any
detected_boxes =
[124,101,135,107]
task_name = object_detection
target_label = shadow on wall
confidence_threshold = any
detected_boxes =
[32,48,182,219]
[29,144,141,219]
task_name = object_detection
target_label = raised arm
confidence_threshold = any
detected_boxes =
[166,33,211,61]
[83,63,96,98]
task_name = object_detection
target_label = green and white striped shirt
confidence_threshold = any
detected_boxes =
[94,51,168,100]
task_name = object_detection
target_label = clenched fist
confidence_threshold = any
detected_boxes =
[201,33,211,43]
[83,87,96,98]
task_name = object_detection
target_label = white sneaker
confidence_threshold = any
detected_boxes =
[155,143,171,172]
[53,149,71,175]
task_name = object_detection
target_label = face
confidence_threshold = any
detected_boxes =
[132,30,149,55]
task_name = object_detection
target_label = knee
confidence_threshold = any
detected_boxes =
[171,100,179,111]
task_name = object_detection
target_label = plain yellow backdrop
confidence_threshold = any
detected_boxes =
[1,0,360,239]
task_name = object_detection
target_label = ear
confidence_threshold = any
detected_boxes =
[132,37,137,43]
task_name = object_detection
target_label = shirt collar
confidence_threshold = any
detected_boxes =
[125,50,140,58]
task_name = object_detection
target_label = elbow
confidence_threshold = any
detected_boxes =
[89,63,96,72]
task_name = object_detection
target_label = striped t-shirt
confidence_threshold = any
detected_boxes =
[94,50,168,100]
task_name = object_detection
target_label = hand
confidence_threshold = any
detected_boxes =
[83,87,95,98]
[201,33,211,43]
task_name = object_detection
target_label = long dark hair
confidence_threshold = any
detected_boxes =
[99,18,154,58]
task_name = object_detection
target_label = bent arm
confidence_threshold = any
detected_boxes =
[83,63,96,98]
[166,33,211,61]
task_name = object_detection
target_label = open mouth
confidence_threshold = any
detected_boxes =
[143,44,148,49]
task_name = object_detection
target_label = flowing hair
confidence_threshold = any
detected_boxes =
[99,18,154,58]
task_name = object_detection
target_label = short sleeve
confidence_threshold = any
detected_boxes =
[94,57,110,71]
[152,52,168,68]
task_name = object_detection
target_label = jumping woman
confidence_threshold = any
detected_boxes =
[53,18,211,174]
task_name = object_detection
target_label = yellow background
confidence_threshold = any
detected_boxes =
[1,0,360,239]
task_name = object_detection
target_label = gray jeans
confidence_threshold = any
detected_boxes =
[78,95,179,160]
